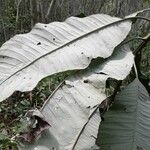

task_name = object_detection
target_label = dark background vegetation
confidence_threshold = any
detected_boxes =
[0,0,149,149]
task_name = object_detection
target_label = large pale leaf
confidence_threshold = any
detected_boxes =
[0,12,138,102]
[18,46,134,150]
[99,79,150,150]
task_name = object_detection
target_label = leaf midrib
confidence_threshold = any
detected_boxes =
[131,80,140,150]
[71,105,99,150]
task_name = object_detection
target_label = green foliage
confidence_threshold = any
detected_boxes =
[0,139,18,150]
[98,79,150,149]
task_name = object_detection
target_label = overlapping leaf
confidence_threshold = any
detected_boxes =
[99,79,150,150]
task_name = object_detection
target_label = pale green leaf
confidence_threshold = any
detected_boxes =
[99,79,150,150]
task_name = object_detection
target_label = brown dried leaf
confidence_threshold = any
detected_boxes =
[17,109,51,143]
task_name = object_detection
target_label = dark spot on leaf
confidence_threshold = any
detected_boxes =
[98,72,107,75]
[124,107,127,112]
[37,42,41,45]
[2,56,5,58]
[84,80,89,83]
[44,25,47,27]
[137,146,143,150]
[93,105,97,108]
[53,38,55,41]
[81,52,84,54]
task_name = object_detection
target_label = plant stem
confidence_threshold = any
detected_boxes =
[133,33,150,54]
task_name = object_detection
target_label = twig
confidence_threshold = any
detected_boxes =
[1,18,7,42]
[119,36,145,46]
[133,61,138,78]
[39,0,44,22]
[29,0,34,28]
[133,33,150,54]
[45,0,55,23]
[15,0,22,33]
